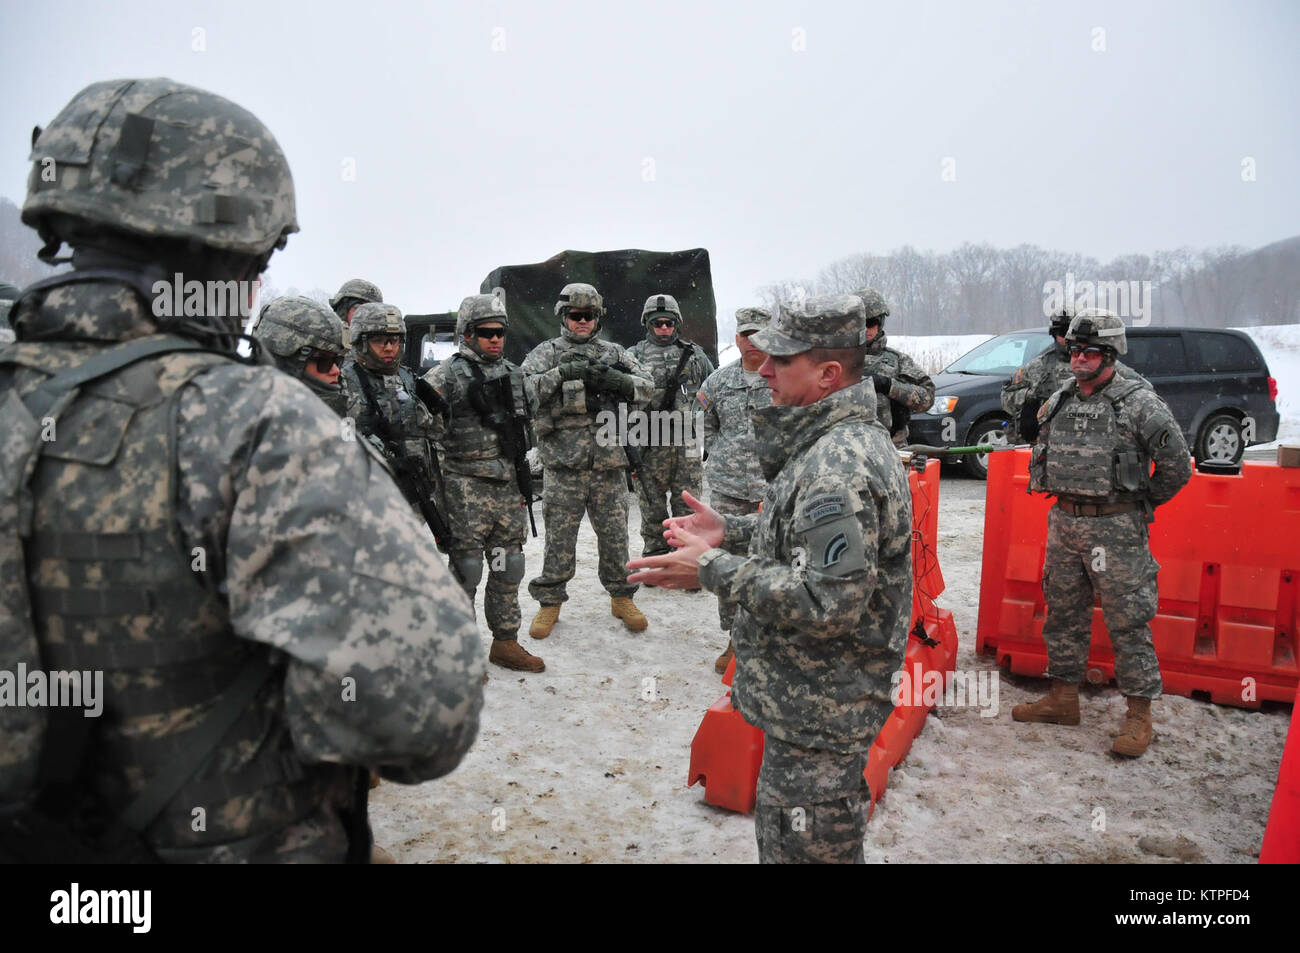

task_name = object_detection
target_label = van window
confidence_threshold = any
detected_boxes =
[1193,332,1260,373]
[945,331,1051,375]
[1124,334,1186,376]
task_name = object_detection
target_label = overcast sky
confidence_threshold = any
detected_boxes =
[2,0,1297,332]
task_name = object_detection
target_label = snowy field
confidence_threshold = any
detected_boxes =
[369,324,1298,864]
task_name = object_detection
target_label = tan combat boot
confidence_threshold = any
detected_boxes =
[1113,696,1154,757]
[529,604,560,639]
[611,596,648,632]
[1011,678,1081,725]
[714,640,734,674]
[490,638,545,673]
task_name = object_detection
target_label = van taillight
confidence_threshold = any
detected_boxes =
[1269,377,1278,402]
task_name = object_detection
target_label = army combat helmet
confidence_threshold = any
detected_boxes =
[555,282,604,342]
[352,302,406,372]
[330,278,383,321]
[23,78,297,261]
[1066,308,1127,357]
[254,295,345,386]
[20,78,297,344]
[456,289,509,361]
[1048,308,1073,339]
[642,292,682,343]
[851,288,890,328]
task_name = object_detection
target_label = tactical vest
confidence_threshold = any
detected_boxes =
[535,342,608,436]
[439,356,526,482]
[0,338,350,860]
[350,364,435,466]
[1033,377,1151,500]
[631,339,704,413]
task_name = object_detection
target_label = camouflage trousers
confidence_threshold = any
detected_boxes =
[528,466,636,604]
[443,472,528,639]
[754,735,870,864]
[710,492,761,631]
[636,444,703,557]
[1040,506,1163,698]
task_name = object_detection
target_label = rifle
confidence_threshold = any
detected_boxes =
[658,343,696,413]
[354,368,452,548]
[582,358,643,487]
[467,370,538,537]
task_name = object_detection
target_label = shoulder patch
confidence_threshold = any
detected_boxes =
[696,391,710,410]
[802,493,847,524]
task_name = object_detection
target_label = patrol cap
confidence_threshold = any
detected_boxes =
[750,294,866,356]
[734,307,771,335]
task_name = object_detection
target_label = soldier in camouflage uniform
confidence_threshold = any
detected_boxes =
[0,78,483,864]
[342,303,445,521]
[628,293,715,560]
[629,294,913,863]
[851,288,934,447]
[1013,310,1192,758]
[522,283,654,637]
[253,295,348,416]
[1001,310,1147,443]
[424,292,543,673]
[697,307,772,672]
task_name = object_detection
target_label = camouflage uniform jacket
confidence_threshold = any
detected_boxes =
[696,360,770,501]
[521,334,653,471]
[2,282,484,862]
[696,380,913,752]
[627,335,714,415]
[864,332,935,439]
[341,361,439,470]
[423,344,528,483]
[1031,372,1192,506]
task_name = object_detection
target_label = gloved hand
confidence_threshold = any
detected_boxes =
[415,377,450,419]
[871,375,891,394]
[587,363,636,401]
[558,354,589,381]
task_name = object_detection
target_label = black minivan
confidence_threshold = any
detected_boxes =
[908,327,1280,478]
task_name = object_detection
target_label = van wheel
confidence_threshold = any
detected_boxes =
[1196,413,1244,466]
[963,416,1011,479]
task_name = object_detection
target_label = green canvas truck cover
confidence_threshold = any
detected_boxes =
[479,248,718,366]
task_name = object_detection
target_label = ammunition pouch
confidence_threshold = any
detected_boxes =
[1113,450,1149,494]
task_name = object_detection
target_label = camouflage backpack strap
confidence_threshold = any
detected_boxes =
[0,335,213,807]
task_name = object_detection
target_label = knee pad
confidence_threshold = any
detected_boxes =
[452,553,484,589]
[493,550,526,586]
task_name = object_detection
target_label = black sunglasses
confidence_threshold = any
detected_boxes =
[651,319,676,329]
[310,352,341,372]
[475,328,506,340]
[864,318,881,329]
[1068,345,1105,358]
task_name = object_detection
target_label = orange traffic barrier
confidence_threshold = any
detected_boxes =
[689,458,956,813]
[1259,680,1300,863]
[977,450,1300,707]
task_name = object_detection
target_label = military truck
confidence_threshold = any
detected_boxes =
[478,247,718,365]
[403,248,718,371]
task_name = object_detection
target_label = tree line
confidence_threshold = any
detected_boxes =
[757,237,1300,334]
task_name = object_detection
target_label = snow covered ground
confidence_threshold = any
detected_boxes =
[369,324,1298,864]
